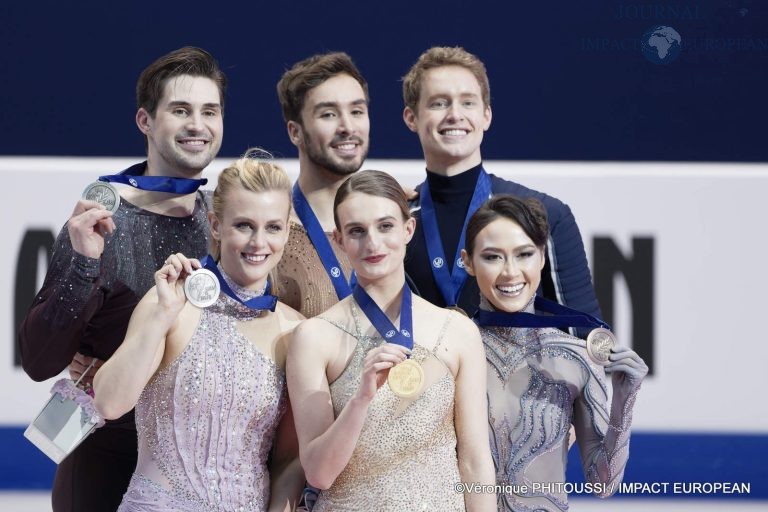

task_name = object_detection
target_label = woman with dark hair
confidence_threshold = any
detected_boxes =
[287,170,495,511]
[460,194,647,512]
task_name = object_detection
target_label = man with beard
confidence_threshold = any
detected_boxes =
[275,52,370,318]
[19,47,225,511]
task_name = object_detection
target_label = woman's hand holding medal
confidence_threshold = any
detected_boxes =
[352,284,426,400]
[605,345,648,389]
[356,344,411,402]
[155,253,200,317]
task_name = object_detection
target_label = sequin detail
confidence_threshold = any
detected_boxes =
[481,297,639,512]
[274,221,353,318]
[313,303,464,512]
[211,263,269,321]
[121,286,287,511]
[39,191,211,334]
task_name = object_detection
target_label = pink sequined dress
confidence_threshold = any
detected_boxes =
[118,275,287,512]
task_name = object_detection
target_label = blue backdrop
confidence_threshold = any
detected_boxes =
[2,0,766,161]
[2,0,767,501]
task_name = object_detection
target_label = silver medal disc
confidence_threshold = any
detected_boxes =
[82,182,120,213]
[184,268,220,308]
[586,328,616,366]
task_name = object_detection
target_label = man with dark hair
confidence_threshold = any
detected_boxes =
[19,46,225,511]
[275,52,370,317]
[274,52,369,511]
[402,46,602,326]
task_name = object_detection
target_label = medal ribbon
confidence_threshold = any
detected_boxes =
[420,168,492,306]
[474,296,610,330]
[292,183,355,299]
[199,255,277,311]
[99,169,207,194]
[353,283,413,350]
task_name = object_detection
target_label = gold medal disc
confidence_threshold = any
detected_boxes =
[387,359,424,398]
[586,328,616,366]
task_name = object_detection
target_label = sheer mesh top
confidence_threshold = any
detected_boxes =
[274,221,354,318]
[481,298,639,511]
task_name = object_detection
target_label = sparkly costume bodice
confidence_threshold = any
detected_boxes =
[274,221,354,318]
[22,185,211,374]
[313,303,465,511]
[119,281,287,512]
[481,300,638,511]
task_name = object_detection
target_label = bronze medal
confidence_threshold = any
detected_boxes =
[387,359,424,398]
[586,328,616,366]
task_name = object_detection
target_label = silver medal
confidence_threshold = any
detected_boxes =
[586,327,616,366]
[184,268,220,308]
[82,181,120,213]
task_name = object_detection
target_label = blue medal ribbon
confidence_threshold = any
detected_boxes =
[199,255,278,312]
[353,283,413,350]
[292,183,355,299]
[474,296,610,330]
[420,168,492,306]
[99,168,207,194]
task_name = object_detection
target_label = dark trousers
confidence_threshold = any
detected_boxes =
[52,426,137,512]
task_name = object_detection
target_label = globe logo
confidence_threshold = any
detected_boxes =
[385,330,396,338]
[401,330,411,338]
[641,25,682,64]
[129,178,139,187]
[330,266,341,278]
[457,257,465,269]
[432,257,444,269]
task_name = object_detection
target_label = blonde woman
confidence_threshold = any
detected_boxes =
[94,154,304,511]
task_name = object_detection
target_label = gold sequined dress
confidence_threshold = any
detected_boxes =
[313,301,465,511]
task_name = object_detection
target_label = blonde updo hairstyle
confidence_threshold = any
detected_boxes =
[210,149,293,267]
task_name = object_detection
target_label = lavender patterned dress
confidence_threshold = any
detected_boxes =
[481,297,640,511]
[118,277,287,511]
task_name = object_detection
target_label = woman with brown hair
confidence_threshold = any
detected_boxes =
[288,170,495,511]
[461,194,647,511]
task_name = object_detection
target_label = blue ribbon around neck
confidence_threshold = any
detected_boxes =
[419,168,492,306]
[292,183,356,299]
[199,255,277,312]
[474,296,610,330]
[353,283,413,350]
[99,169,207,194]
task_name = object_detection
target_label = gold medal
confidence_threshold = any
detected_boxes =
[586,328,616,366]
[387,359,424,398]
